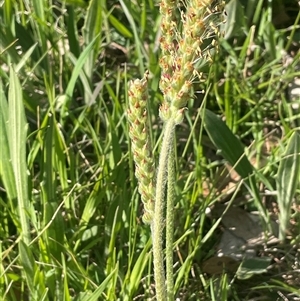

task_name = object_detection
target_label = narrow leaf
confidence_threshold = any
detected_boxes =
[277,131,300,241]
[0,79,17,204]
[203,109,254,178]
[8,67,31,244]
[202,109,269,224]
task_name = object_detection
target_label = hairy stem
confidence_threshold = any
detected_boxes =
[166,142,175,300]
[152,118,176,300]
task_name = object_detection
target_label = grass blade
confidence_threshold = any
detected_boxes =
[82,0,103,79]
[79,266,118,301]
[0,79,17,206]
[8,67,31,244]
[60,33,101,116]
[202,109,269,223]
[203,109,254,178]
[276,131,300,241]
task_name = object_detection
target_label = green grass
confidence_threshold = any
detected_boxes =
[0,0,300,300]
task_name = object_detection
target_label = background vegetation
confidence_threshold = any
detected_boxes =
[0,0,299,300]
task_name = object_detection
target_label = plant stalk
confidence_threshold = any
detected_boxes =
[152,118,176,301]
[166,142,175,300]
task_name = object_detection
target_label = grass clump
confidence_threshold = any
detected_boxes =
[0,0,300,300]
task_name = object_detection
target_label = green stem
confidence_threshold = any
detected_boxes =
[152,118,175,301]
[166,143,175,300]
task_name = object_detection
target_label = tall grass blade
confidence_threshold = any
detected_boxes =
[18,240,36,296]
[127,238,152,296]
[82,0,103,80]
[119,0,145,74]
[79,266,118,301]
[0,80,17,208]
[61,34,101,116]
[7,67,31,244]
[41,114,65,262]
[277,131,300,241]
